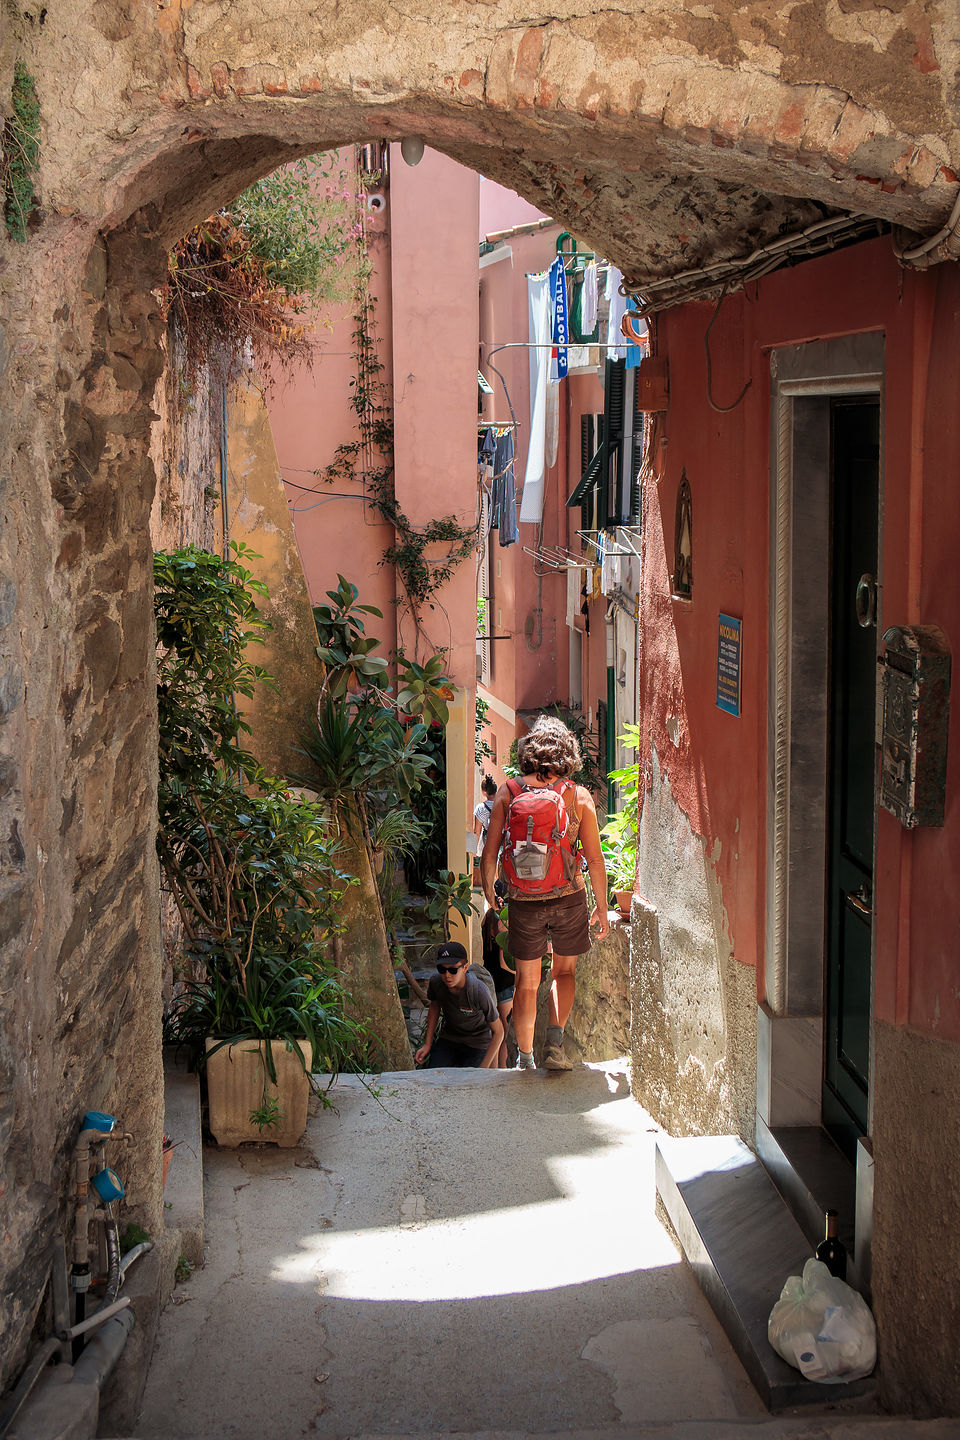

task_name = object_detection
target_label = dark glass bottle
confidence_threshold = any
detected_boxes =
[815,1208,847,1281]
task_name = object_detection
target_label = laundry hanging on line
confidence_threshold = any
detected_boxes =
[624,294,649,370]
[581,259,598,335]
[479,426,518,547]
[520,270,551,526]
[605,266,628,360]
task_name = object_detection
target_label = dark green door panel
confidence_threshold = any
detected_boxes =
[823,399,880,1160]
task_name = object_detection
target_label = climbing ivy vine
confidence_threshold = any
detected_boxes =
[316,201,477,635]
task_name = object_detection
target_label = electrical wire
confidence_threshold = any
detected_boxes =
[628,212,886,315]
[896,186,960,262]
[282,478,365,497]
[704,285,752,414]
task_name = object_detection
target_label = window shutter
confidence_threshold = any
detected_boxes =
[629,371,644,526]
[580,412,592,474]
[601,359,626,529]
[569,413,604,531]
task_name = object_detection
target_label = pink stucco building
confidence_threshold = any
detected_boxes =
[267,145,640,920]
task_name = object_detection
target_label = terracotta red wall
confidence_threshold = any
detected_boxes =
[648,238,960,1039]
[891,262,960,1040]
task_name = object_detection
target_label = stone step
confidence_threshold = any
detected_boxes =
[122,1421,960,1440]
[655,1134,877,1413]
[755,1120,859,1275]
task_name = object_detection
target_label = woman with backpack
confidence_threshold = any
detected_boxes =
[479,715,609,1072]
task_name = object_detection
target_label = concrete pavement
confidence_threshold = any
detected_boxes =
[133,1063,960,1440]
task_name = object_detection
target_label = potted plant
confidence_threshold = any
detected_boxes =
[601,724,640,918]
[155,545,364,1146]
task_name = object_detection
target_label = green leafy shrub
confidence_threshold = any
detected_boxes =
[166,153,360,383]
[601,723,640,894]
[229,157,360,306]
[155,544,364,1079]
[421,871,479,943]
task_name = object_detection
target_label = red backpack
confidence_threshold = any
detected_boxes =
[500,779,579,896]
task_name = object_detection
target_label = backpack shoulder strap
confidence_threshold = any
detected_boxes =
[505,778,523,800]
[556,780,581,839]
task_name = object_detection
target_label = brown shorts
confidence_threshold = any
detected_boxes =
[508,888,591,962]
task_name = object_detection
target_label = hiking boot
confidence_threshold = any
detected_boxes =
[542,1041,573,1071]
[516,1051,537,1071]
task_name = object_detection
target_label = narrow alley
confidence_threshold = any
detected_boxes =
[132,1069,957,1440]
[136,1065,760,1437]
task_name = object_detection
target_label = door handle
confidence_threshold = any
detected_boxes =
[856,574,877,629]
[846,883,873,918]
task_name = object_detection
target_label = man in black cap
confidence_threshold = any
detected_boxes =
[414,941,504,1069]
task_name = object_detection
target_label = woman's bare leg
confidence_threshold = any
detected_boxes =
[512,958,542,1054]
[549,954,577,1029]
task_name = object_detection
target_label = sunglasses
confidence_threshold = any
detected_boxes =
[437,961,467,975]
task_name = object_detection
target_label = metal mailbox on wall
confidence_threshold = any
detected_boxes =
[879,625,951,828]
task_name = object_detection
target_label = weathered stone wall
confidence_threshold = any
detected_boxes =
[532,918,631,1064]
[14,0,960,277]
[149,335,222,1003]
[566,919,631,1063]
[224,375,324,781]
[630,757,756,1143]
[149,346,220,557]
[872,1021,960,1417]
[0,217,169,1388]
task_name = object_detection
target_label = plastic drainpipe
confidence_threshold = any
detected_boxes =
[119,1241,153,1279]
[62,1296,132,1343]
[0,1338,61,1438]
[71,1307,136,1391]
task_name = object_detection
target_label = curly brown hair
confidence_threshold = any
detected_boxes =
[516,715,582,781]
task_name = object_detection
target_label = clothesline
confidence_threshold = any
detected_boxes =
[482,341,644,351]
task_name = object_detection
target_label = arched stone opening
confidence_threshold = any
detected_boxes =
[3,0,960,1388]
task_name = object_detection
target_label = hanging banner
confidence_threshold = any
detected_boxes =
[549,255,568,382]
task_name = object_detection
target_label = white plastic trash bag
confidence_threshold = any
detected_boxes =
[768,1258,876,1383]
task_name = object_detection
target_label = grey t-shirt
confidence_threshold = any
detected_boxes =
[427,970,497,1048]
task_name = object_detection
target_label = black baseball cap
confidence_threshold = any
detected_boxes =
[436,941,468,963]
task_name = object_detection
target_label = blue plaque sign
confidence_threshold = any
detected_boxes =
[716,614,742,716]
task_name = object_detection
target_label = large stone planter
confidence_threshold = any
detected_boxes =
[205,1038,313,1147]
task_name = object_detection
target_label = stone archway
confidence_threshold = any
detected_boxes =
[2,0,959,1392]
